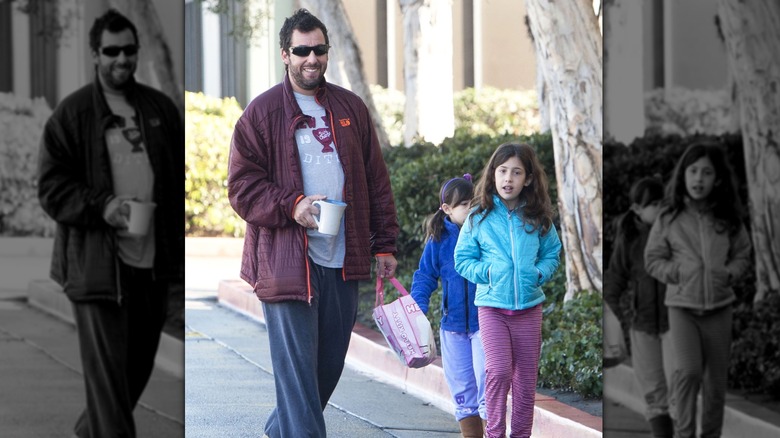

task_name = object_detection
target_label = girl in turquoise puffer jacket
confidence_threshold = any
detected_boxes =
[645,142,751,438]
[454,143,561,438]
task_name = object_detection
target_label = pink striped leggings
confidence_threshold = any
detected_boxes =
[478,304,543,438]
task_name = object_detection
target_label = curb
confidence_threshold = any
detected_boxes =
[604,363,780,438]
[27,278,184,380]
[217,279,603,437]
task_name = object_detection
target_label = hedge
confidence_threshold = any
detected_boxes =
[370,85,541,147]
[603,132,746,268]
[539,290,603,398]
[184,92,245,237]
[0,93,56,237]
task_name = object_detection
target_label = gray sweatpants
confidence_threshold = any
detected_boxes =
[72,262,168,438]
[667,306,732,438]
[629,328,673,421]
[262,262,359,438]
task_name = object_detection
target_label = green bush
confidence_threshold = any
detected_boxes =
[729,292,780,398]
[644,87,737,137]
[369,85,405,147]
[538,289,603,398]
[454,87,541,137]
[0,93,56,237]
[370,85,541,147]
[185,92,245,237]
[603,132,746,267]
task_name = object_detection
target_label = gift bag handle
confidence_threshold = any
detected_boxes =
[375,277,409,307]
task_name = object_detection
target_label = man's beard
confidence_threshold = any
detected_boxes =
[99,62,135,90]
[289,63,326,91]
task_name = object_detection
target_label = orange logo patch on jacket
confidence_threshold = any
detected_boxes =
[339,118,351,127]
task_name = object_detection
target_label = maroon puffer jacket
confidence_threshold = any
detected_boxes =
[38,75,184,303]
[228,75,398,303]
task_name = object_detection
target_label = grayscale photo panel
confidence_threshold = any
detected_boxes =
[0,1,184,436]
[603,1,780,437]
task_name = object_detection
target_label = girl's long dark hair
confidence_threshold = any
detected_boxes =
[662,141,743,234]
[425,176,474,242]
[471,143,554,235]
[612,176,664,257]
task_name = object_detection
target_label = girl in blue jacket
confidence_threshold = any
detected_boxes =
[411,174,485,437]
[455,143,561,438]
[604,176,673,438]
[645,143,751,438]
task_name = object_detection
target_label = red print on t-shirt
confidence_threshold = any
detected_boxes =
[313,116,333,153]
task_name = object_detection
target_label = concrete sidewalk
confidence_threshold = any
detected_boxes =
[0,237,183,437]
[604,362,780,438]
[0,297,183,437]
[186,294,466,437]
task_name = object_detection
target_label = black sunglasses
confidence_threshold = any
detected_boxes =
[289,44,330,57]
[100,45,139,57]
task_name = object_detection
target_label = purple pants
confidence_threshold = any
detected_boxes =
[479,304,543,438]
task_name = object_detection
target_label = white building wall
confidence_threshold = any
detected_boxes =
[201,7,221,98]
[57,1,87,101]
[11,7,30,99]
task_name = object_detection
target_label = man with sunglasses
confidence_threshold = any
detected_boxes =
[228,8,399,438]
[37,8,183,438]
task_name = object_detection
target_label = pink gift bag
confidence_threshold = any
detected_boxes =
[372,277,438,368]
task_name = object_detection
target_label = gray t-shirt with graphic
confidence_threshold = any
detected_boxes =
[294,92,346,268]
[104,92,155,268]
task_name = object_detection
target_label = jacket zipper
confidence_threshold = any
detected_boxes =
[290,110,313,304]
[329,110,348,284]
[508,210,519,308]
[304,232,313,304]
[319,99,349,284]
[697,212,710,309]
[135,104,158,285]
[114,254,122,305]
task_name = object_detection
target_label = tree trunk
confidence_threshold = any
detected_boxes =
[525,0,603,300]
[398,0,455,147]
[718,0,780,302]
[109,0,183,115]
[536,60,550,134]
[300,0,392,148]
[524,15,550,134]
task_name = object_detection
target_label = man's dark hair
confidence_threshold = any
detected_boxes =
[279,8,329,53]
[89,9,139,52]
